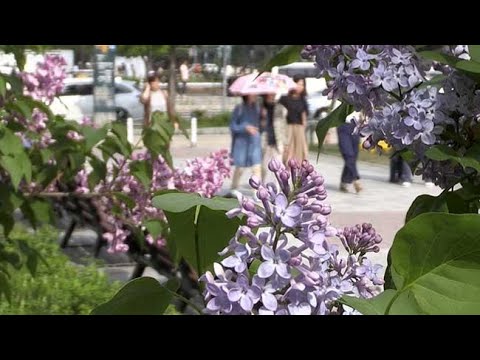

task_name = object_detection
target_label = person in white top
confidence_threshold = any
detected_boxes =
[140,72,170,128]
[179,60,189,95]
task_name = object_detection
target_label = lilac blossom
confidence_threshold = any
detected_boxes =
[201,159,384,315]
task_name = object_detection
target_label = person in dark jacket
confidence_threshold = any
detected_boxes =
[390,152,413,187]
[337,112,362,193]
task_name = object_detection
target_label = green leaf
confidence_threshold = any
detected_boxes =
[0,185,24,213]
[98,136,124,158]
[388,213,480,314]
[1,73,23,94]
[16,239,44,277]
[10,99,32,120]
[21,96,55,122]
[144,219,164,239]
[469,45,480,63]
[129,160,152,189]
[154,193,243,275]
[262,45,304,71]
[248,259,262,278]
[316,102,351,155]
[153,192,239,213]
[419,51,459,67]
[0,212,14,237]
[418,74,446,89]
[90,277,179,315]
[29,199,54,224]
[39,148,54,163]
[0,75,6,97]
[342,290,397,315]
[0,248,21,270]
[142,114,174,167]
[163,208,197,267]
[405,194,448,223]
[419,50,480,78]
[88,156,107,189]
[20,198,54,229]
[0,127,25,155]
[0,153,31,190]
[196,206,243,274]
[445,191,474,214]
[110,122,132,156]
[425,145,480,173]
[112,192,136,210]
[0,272,12,303]
[81,126,108,152]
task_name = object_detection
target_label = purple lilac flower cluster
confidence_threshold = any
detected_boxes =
[174,149,232,198]
[303,45,480,188]
[200,159,383,315]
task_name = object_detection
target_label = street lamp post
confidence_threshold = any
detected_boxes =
[221,45,232,113]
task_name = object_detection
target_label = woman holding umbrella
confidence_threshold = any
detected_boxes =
[228,72,296,194]
[229,94,262,195]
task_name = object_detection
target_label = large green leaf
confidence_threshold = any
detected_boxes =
[405,194,448,223]
[262,45,304,71]
[153,193,242,274]
[425,145,480,173]
[354,213,480,315]
[153,192,240,213]
[90,277,179,315]
[163,208,196,266]
[196,206,243,274]
[419,50,459,67]
[316,102,351,155]
[342,290,397,315]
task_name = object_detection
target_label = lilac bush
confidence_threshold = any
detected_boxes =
[302,45,480,188]
[200,158,383,315]
[174,149,232,198]
[17,54,67,146]
[75,150,232,253]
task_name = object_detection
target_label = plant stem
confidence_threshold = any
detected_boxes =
[159,282,203,315]
[384,290,402,315]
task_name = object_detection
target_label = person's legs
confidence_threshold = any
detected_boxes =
[399,159,413,184]
[251,164,261,180]
[231,167,244,190]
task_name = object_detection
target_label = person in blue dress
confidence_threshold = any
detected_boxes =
[230,94,262,194]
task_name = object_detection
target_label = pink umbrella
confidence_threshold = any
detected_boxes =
[229,72,297,95]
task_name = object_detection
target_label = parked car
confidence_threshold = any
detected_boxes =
[49,78,144,123]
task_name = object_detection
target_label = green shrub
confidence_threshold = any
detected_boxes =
[197,112,231,128]
[0,225,122,315]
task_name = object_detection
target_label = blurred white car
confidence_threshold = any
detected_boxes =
[50,78,144,123]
